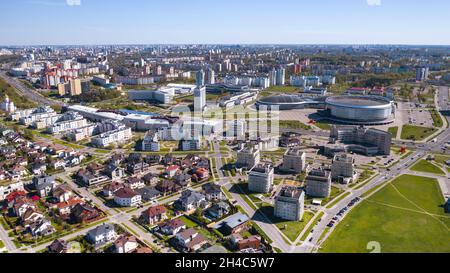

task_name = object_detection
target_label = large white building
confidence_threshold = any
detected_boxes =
[194,86,207,113]
[331,153,356,184]
[18,106,58,126]
[141,131,160,152]
[47,111,88,135]
[128,88,174,104]
[236,146,260,169]
[281,148,306,173]
[274,186,305,221]
[91,120,132,148]
[248,164,274,193]
[305,168,331,198]
[196,69,205,86]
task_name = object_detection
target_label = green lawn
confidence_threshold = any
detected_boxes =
[314,121,332,131]
[433,154,450,166]
[258,205,314,242]
[388,126,399,138]
[264,86,302,93]
[320,175,450,253]
[400,125,437,141]
[410,160,445,175]
[0,240,4,248]
[278,120,311,130]
[178,215,198,228]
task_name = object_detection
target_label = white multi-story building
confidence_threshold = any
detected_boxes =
[290,75,321,87]
[196,69,205,86]
[236,146,260,169]
[331,153,356,184]
[274,186,305,221]
[91,120,132,148]
[181,139,202,151]
[194,86,206,113]
[305,168,331,198]
[128,89,174,104]
[276,68,286,86]
[18,106,57,126]
[141,131,160,152]
[281,148,306,173]
[47,111,88,134]
[248,164,274,193]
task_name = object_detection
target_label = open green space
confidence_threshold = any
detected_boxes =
[314,121,332,131]
[279,120,311,130]
[178,215,199,228]
[320,175,450,253]
[410,160,445,175]
[264,86,302,93]
[388,126,398,138]
[258,205,315,242]
[400,125,437,141]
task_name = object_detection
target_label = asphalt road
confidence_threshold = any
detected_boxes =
[0,71,64,107]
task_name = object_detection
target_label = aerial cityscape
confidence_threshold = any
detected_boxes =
[0,0,449,260]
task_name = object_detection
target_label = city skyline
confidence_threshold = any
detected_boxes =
[1,0,450,46]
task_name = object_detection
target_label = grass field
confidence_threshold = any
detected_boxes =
[258,205,315,242]
[400,125,437,141]
[314,121,332,131]
[410,160,445,175]
[279,120,312,130]
[264,86,302,93]
[388,126,398,138]
[320,175,450,253]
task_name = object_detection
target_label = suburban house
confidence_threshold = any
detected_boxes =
[174,228,208,252]
[215,212,250,235]
[175,190,208,212]
[86,223,118,247]
[70,203,100,223]
[32,175,55,197]
[159,218,186,236]
[205,202,230,219]
[231,234,262,251]
[102,181,123,198]
[103,163,124,181]
[202,183,223,201]
[113,187,142,207]
[141,205,167,225]
[114,235,139,253]
[125,176,145,190]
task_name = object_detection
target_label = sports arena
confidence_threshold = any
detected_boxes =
[325,95,394,124]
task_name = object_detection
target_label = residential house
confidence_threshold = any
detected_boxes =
[70,203,100,223]
[141,205,167,225]
[231,234,261,251]
[215,212,250,235]
[127,161,150,175]
[104,163,124,181]
[175,228,208,252]
[33,175,55,197]
[159,218,186,236]
[205,202,230,220]
[102,181,123,198]
[175,190,208,212]
[86,223,118,247]
[114,235,138,253]
[202,183,223,201]
[113,187,142,207]
[125,177,145,190]
[135,187,161,202]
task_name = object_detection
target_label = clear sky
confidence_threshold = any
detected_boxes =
[1,0,450,45]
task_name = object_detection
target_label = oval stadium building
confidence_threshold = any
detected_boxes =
[325,95,393,122]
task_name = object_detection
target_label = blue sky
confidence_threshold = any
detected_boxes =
[1,0,450,45]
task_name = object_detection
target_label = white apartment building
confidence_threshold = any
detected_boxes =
[47,111,88,134]
[281,148,306,173]
[248,164,274,193]
[274,186,305,221]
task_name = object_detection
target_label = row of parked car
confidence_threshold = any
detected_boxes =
[327,197,361,228]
